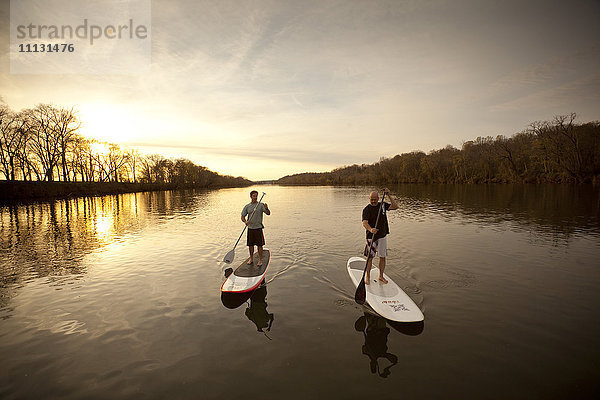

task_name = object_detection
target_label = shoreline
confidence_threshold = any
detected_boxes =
[0,181,251,202]
[3,180,595,203]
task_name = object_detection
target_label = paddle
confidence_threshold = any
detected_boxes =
[355,191,386,305]
[223,192,266,271]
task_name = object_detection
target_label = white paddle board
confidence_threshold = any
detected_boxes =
[221,248,271,293]
[347,256,424,322]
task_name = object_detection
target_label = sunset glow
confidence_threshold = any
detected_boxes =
[2,0,599,180]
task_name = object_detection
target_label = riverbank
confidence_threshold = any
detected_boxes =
[0,180,251,202]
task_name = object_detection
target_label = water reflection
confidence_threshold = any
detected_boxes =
[221,290,253,309]
[355,313,399,378]
[245,286,274,334]
[353,312,424,378]
[221,285,275,337]
[393,184,600,239]
[0,190,209,313]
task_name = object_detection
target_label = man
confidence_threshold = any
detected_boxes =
[362,188,398,284]
[241,190,270,266]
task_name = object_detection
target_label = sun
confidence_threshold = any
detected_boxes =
[90,141,110,155]
[78,103,139,145]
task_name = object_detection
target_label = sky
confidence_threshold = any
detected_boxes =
[1,0,599,180]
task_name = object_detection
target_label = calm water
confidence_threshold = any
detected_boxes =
[1,185,599,399]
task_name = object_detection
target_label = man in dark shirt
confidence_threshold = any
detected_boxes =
[362,188,398,284]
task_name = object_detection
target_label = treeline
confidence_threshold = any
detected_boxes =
[0,102,251,188]
[277,114,600,185]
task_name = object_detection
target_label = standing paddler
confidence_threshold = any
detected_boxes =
[361,188,398,284]
[241,190,271,266]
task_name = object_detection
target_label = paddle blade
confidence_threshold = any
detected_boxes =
[355,279,366,305]
[223,249,235,264]
[224,268,233,278]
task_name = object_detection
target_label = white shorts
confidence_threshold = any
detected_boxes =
[365,236,388,258]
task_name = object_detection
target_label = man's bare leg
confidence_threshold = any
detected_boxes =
[257,246,264,266]
[378,257,388,284]
[247,246,254,264]
[365,257,373,285]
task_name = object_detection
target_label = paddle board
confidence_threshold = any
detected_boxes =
[221,249,270,293]
[347,256,424,322]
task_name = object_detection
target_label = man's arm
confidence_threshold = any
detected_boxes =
[385,188,399,210]
[363,219,378,234]
[241,205,249,225]
[263,203,270,215]
[362,207,378,233]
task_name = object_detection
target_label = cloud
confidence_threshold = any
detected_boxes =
[125,140,363,165]
[1,0,599,179]
[490,73,600,113]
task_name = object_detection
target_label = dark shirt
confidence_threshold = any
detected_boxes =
[362,202,391,241]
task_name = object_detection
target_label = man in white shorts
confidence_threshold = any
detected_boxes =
[362,188,398,284]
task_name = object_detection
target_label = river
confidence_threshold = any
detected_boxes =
[1,185,599,399]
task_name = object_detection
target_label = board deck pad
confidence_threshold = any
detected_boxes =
[234,251,270,277]
[221,249,270,293]
[347,256,424,322]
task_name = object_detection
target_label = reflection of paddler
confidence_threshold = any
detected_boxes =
[355,313,398,378]
[245,285,274,333]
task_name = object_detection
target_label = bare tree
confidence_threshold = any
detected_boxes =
[50,106,81,182]
[554,113,583,179]
[26,105,62,181]
[1,100,248,188]
[107,144,130,182]
[126,149,142,183]
[139,154,162,183]
[0,105,31,180]
[67,135,92,182]
[0,104,16,180]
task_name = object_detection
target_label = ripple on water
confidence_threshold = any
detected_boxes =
[334,298,355,308]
